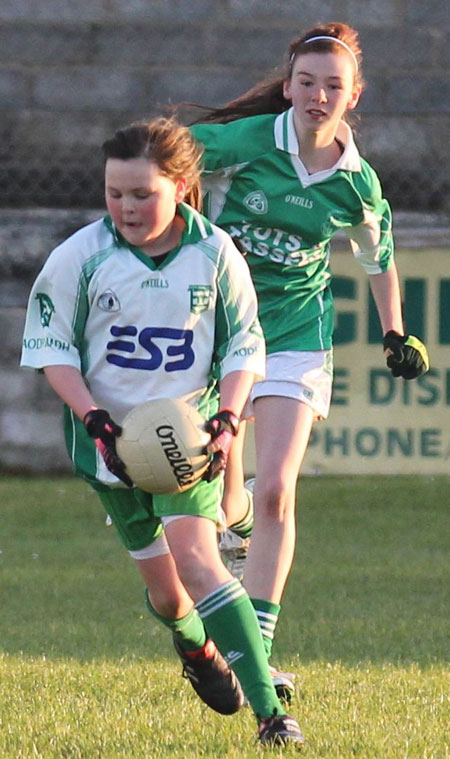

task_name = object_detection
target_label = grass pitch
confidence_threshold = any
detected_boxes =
[0,475,448,758]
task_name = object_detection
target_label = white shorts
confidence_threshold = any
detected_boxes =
[129,512,228,559]
[245,350,333,421]
[129,532,170,560]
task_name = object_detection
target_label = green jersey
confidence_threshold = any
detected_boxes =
[192,108,394,353]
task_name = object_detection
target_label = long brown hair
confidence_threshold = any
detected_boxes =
[186,22,364,125]
[102,117,204,210]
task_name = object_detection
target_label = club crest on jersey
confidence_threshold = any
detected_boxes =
[35,292,55,327]
[188,285,213,314]
[243,190,268,215]
[97,289,121,312]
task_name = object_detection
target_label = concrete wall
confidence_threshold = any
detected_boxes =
[0,1,449,208]
[1,209,101,473]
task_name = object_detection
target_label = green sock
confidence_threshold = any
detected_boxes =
[251,598,281,660]
[230,488,254,539]
[196,579,284,718]
[145,589,207,651]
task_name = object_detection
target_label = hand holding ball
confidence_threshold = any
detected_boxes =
[116,397,211,493]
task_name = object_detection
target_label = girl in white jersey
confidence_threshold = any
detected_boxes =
[188,22,429,698]
[20,117,304,747]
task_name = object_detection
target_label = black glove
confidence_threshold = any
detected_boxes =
[203,409,240,482]
[83,408,133,488]
[383,331,429,380]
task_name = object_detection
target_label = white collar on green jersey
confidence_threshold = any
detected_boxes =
[274,108,362,187]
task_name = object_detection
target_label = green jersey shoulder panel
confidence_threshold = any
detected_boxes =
[191,114,278,173]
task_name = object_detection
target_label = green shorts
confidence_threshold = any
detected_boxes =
[95,476,223,553]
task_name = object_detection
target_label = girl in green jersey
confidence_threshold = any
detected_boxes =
[188,21,429,698]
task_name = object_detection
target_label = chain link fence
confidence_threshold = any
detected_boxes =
[0,143,104,209]
[1,5,449,214]
[1,135,449,212]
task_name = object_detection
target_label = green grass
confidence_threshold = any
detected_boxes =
[0,476,449,758]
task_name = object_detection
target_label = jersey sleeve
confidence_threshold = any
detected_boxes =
[191,122,245,174]
[191,116,272,174]
[345,161,394,275]
[20,240,84,371]
[213,232,266,381]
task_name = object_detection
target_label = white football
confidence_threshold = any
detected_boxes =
[116,397,211,494]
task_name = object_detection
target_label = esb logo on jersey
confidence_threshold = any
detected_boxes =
[106,325,194,372]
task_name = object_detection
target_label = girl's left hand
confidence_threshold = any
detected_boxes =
[383,331,429,379]
[203,409,240,482]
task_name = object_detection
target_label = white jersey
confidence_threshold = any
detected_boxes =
[21,204,265,486]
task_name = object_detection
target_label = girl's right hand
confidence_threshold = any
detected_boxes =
[83,408,134,487]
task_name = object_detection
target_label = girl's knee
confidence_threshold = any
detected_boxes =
[148,590,190,620]
[257,479,296,521]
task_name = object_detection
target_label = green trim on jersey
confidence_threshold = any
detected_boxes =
[63,406,99,486]
[215,263,240,365]
[103,204,214,271]
[73,247,116,374]
[196,238,242,369]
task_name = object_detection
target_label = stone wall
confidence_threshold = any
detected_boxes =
[0,1,449,208]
